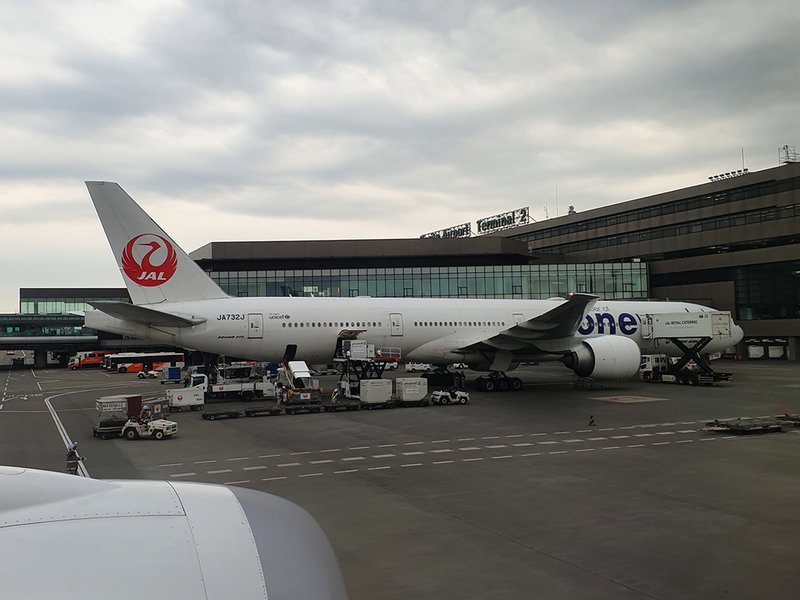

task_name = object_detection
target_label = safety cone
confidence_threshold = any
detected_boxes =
[588,415,596,427]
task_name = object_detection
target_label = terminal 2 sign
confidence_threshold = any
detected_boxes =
[420,206,531,239]
[476,207,530,234]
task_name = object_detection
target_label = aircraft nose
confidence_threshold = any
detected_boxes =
[732,324,744,345]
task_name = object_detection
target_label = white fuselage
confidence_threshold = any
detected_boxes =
[86,296,743,366]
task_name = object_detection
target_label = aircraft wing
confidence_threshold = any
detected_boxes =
[89,301,206,327]
[457,293,598,354]
[0,466,349,600]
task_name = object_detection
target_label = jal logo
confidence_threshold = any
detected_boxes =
[121,234,178,286]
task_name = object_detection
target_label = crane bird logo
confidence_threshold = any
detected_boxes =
[121,234,178,286]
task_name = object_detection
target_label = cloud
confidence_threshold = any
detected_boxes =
[0,0,798,311]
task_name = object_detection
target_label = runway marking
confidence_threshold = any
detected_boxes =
[224,480,250,485]
[506,434,525,438]
[334,469,358,474]
[656,431,675,436]
[457,437,475,441]
[259,453,281,458]
[492,455,513,459]
[401,463,422,468]
[563,439,583,443]
[170,472,197,478]
[310,459,334,464]
[597,427,614,431]
[587,437,606,441]
[633,433,653,437]
[462,457,484,462]
[529,432,548,436]
[277,462,301,467]
[320,448,341,453]
[342,456,365,462]
[675,439,694,444]
[520,452,541,457]
[627,444,646,448]
[350,446,369,450]
[207,469,232,474]
[194,460,217,464]
[243,465,269,471]
[548,450,568,455]
[575,429,591,433]
[432,439,450,443]
[290,451,312,456]
[651,441,671,446]
[553,431,570,435]
[378,443,397,447]
[159,462,183,467]
[433,460,454,465]
[372,454,395,459]
[485,444,508,449]
[368,466,391,471]
[575,448,596,452]
[404,441,424,446]
[402,451,424,456]
[430,449,453,453]
[227,456,250,461]
[677,430,696,434]
[459,446,480,451]
[481,436,500,440]
[610,435,630,439]
[601,446,620,450]
[298,472,323,478]
[537,440,558,445]
[262,476,287,481]
[512,442,534,447]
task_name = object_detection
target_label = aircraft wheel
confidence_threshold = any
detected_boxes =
[498,379,509,392]
[511,378,523,391]
[483,379,496,392]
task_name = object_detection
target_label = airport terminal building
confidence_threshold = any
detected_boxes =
[9,161,800,360]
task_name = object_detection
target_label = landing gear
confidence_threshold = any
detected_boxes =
[474,372,523,393]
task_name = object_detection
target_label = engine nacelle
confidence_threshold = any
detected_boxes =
[561,335,641,380]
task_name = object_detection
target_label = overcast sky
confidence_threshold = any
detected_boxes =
[1,0,798,312]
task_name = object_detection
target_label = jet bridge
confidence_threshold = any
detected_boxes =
[640,311,733,383]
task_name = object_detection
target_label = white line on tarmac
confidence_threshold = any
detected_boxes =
[194,460,216,464]
[462,457,483,462]
[433,460,454,465]
[651,441,671,446]
[243,465,269,471]
[368,466,391,471]
[372,454,395,459]
[575,448,596,452]
[493,455,513,459]
[159,462,183,467]
[225,480,250,485]
[262,476,287,481]
[207,469,232,474]
[171,472,197,478]
[298,472,323,478]
[350,446,369,450]
[277,462,301,467]
[310,459,334,464]
[548,451,568,455]
[342,456,365,462]
[402,451,424,456]
[401,463,422,468]
[320,448,341,453]
[432,439,449,443]
[334,469,358,474]
[259,453,281,458]
[627,444,645,448]
[521,452,542,457]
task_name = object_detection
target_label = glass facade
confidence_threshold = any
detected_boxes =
[0,314,89,337]
[207,263,648,300]
[20,294,129,315]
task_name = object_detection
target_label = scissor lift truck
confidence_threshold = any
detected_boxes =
[639,311,734,385]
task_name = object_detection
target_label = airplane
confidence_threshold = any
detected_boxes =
[84,182,744,389]
[0,465,349,599]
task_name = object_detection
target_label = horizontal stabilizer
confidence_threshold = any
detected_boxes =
[89,301,206,328]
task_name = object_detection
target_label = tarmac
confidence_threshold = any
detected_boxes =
[2,351,799,600]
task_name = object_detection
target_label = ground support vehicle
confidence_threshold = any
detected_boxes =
[395,377,429,407]
[92,394,169,438]
[640,354,732,386]
[323,389,361,412]
[121,417,178,440]
[405,362,433,373]
[357,379,395,409]
[430,390,470,405]
[68,350,110,370]
[92,395,141,439]
[473,372,521,392]
[275,361,324,413]
[137,370,160,379]
[189,372,275,402]
[160,366,183,384]
[703,417,784,434]
[166,388,204,412]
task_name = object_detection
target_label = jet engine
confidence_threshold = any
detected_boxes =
[561,335,641,379]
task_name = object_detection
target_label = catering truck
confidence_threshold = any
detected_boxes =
[187,363,275,401]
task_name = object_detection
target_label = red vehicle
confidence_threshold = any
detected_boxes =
[103,352,185,374]
[68,351,110,370]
